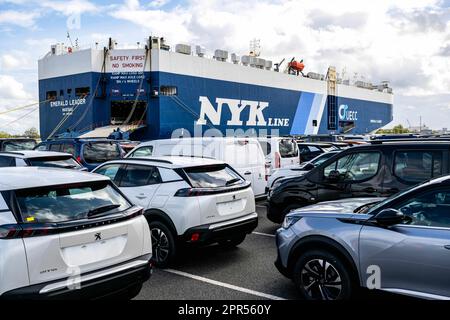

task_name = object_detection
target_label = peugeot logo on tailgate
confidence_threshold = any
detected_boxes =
[95,233,102,241]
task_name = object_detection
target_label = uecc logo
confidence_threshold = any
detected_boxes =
[338,104,358,121]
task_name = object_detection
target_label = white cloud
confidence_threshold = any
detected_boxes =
[0,51,35,70]
[0,75,33,100]
[39,0,99,15]
[0,10,40,28]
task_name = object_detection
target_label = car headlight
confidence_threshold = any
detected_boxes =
[282,215,302,229]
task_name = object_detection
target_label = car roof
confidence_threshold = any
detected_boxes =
[0,167,109,191]
[0,150,73,159]
[40,138,119,143]
[100,156,225,169]
[296,142,333,146]
[136,137,260,146]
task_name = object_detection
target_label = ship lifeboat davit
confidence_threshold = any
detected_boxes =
[288,60,304,72]
[287,58,305,76]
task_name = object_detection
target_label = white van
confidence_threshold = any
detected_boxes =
[258,137,299,173]
[126,137,267,198]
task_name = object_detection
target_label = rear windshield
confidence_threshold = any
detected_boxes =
[16,182,130,223]
[3,140,36,151]
[184,165,243,188]
[279,139,298,158]
[83,142,121,163]
[28,156,83,170]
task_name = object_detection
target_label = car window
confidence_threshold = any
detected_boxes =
[28,156,82,170]
[34,144,48,151]
[259,141,271,157]
[94,164,122,182]
[279,139,298,158]
[299,146,310,154]
[49,144,61,152]
[184,164,243,188]
[0,156,15,167]
[15,182,130,224]
[395,188,450,228]
[83,142,121,163]
[308,146,321,153]
[324,152,381,182]
[129,146,153,158]
[120,165,161,187]
[3,140,36,151]
[394,151,443,183]
[61,143,76,156]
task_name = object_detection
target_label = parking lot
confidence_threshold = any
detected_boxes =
[136,201,411,301]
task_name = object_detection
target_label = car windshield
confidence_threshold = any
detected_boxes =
[3,140,36,151]
[184,164,243,188]
[28,156,83,169]
[16,181,131,223]
[83,142,121,163]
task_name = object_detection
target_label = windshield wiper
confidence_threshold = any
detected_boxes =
[87,204,120,218]
[226,178,241,186]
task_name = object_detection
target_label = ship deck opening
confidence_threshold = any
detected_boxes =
[111,101,147,126]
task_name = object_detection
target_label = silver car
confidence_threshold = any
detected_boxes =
[276,175,450,300]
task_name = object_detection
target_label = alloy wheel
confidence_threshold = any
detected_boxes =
[151,228,170,263]
[300,258,343,300]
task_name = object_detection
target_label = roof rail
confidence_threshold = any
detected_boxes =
[369,138,450,144]
[119,157,174,164]
[161,154,216,160]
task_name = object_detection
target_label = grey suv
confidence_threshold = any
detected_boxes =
[276,175,450,300]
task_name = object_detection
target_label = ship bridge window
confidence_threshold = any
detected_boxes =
[59,89,64,96]
[160,86,178,96]
[67,88,72,95]
[75,87,90,97]
[46,91,57,101]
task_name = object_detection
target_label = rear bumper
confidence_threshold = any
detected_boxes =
[181,213,258,244]
[1,254,152,300]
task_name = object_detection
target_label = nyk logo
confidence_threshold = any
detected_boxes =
[196,96,289,127]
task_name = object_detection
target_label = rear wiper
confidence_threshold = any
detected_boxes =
[87,204,121,218]
[226,178,241,186]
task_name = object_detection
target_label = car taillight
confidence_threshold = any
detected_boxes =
[265,163,271,181]
[76,156,82,163]
[0,224,51,239]
[174,188,205,197]
[275,152,281,168]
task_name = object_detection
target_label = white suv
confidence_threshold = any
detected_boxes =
[0,167,152,299]
[0,151,86,170]
[93,156,258,267]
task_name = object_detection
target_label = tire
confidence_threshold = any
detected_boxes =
[149,221,176,268]
[292,250,354,300]
[218,234,246,249]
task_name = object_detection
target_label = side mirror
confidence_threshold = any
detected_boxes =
[327,170,341,182]
[302,163,315,171]
[374,208,409,226]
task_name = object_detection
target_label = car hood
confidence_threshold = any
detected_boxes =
[288,197,385,219]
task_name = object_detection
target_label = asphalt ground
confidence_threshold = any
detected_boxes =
[135,201,414,301]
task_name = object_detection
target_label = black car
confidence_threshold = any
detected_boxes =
[34,138,124,171]
[296,142,336,163]
[267,140,450,223]
[0,138,36,151]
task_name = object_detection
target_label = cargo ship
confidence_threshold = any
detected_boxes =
[38,37,393,140]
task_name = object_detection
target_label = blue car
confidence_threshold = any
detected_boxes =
[34,138,124,171]
[276,175,450,300]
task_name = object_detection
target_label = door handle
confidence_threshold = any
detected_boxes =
[444,245,450,250]
[244,171,252,175]
[136,194,148,200]
[363,187,377,193]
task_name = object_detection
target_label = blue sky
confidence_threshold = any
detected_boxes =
[0,0,449,134]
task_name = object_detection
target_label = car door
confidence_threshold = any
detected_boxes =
[381,149,445,197]
[349,151,384,197]
[116,164,162,209]
[360,187,450,298]
[316,152,365,202]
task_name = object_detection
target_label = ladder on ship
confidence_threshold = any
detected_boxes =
[326,66,338,132]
